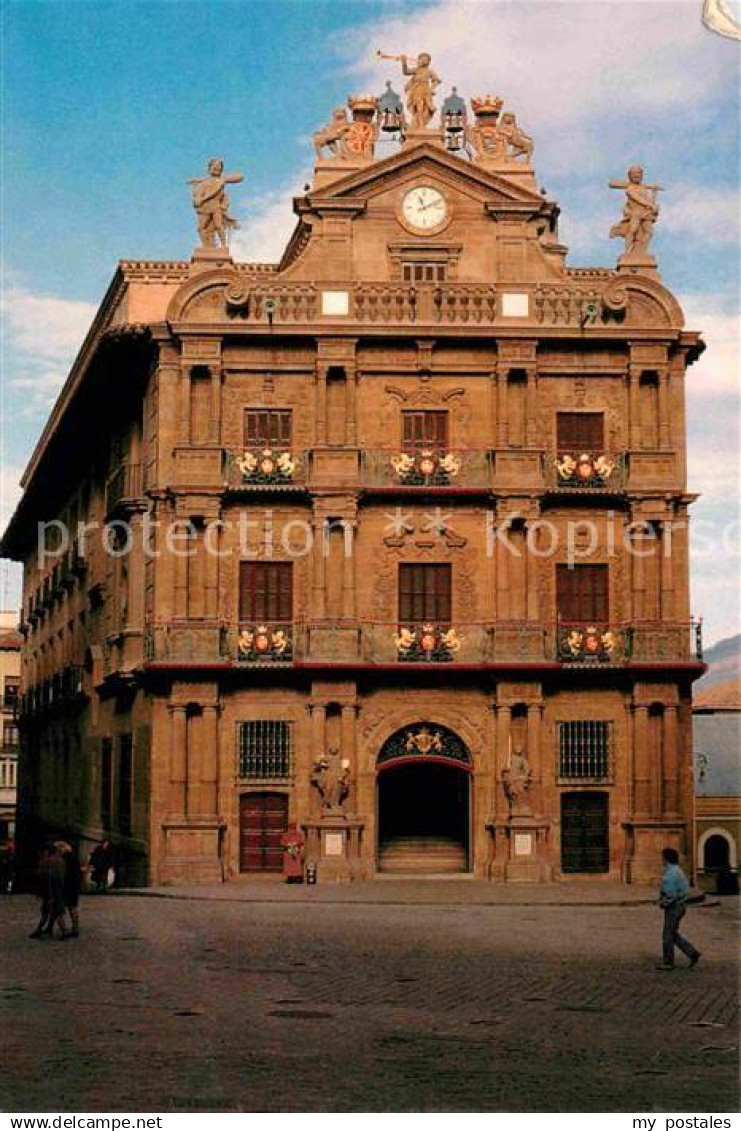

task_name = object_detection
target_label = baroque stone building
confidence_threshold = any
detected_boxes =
[2,75,705,886]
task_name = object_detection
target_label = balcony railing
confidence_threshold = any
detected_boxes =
[140,619,704,668]
[554,620,703,664]
[360,449,493,490]
[223,450,308,490]
[545,452,627,493]
[105,462,143,514]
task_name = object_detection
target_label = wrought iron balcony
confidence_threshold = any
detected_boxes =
[105,462,143,515]
[360,449,493,491]
[223,449,308,490]
[545,452,627,494]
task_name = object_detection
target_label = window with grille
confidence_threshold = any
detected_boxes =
[101,737,113,829]
[556,564,609,623]
[118,734,133,835]
[402,411,449,452]
[556,412,604,452]
[244,409,292,450]
[559,721,612,780]
[239,721,292,780]
[402,261,447,283]
[399,563,452,624]
[239,562,293,623]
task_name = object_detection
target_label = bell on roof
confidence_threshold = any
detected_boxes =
[442,87,466,132]
[378,80,404,134]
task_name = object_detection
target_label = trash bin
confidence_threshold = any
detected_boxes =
[305,863,317,885]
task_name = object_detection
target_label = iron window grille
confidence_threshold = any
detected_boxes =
[239,721,292,780]
[558,720,612,781]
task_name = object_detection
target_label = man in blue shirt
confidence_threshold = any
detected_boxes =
[657,846,701,970]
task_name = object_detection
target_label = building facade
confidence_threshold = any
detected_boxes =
[3,77,705,886]
[693,680,741,889]
[0,613,21,842]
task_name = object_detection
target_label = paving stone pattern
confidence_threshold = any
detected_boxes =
[1,893,738,1112]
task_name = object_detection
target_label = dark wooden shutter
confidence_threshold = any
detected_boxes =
[244,410,293,449]
[399,564,452,624]
[561,792,609,873]
[402,411,449,452]
[557,564,609,623]
[240,562,293,622]
[556,413,604,451]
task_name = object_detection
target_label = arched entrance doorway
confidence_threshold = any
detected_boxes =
[377,723,472,874]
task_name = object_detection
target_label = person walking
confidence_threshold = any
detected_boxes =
[29,843,70,940]
[656,846,701,971]
[57,841,82,937]
[89,839,114,893]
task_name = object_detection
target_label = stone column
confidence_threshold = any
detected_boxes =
[186,710,202,819]
[662,705,679,817]
[201,705,220,817]
[210,367,223,444]
[494,704,511,816]
[524,369,537,447]
[173,536,189,620]
[496,370,508,447]
[315,367,327,446]
[632,705,650,818]
[342,520,356,618]
[179,367,192,444]
[629,367,641,450]
[312,517,326,618]
[525,521,539,621]
[346,371,358,446]
[496,521,510,619]
[660,522,674,622]
[169,705,188,816]
[204,520,220,621]
[341,703,358,811]
[658,370,670,450]
[528,703,543,786]
[311,701,326,764]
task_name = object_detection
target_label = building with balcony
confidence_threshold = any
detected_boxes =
[1,78,705,886]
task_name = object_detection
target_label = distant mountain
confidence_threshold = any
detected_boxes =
[697,634,741,689]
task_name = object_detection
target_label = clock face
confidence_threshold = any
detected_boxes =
[402,186,448,231]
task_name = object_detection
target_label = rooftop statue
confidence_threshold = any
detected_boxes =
[609,165,662,260]
[187,158,244,250]
[377,50,440,130]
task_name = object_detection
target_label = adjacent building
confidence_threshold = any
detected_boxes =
[2,74,705,886]
[694,679,741,888]
[0,613,21,842]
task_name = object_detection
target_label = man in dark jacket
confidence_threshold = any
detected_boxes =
[29,843,69,940]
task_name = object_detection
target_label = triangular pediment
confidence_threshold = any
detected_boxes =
[307,142,547,209]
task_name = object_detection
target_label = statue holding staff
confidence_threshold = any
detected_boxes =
[188,157,244,250]
[377,50,440,129]
[609,165,662,258]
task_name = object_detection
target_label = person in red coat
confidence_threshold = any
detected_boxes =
[280,823,305,883]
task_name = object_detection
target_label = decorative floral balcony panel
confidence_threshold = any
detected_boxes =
[394,622,463,662]
[237,623,293,663]
[225,450,307,488]
[361,450,492,489]
[557,623,631,663]
[550,452,625,491]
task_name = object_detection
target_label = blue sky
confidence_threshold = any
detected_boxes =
[2,0,739,641]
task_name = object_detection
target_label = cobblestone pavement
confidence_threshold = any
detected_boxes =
[1,892,738,1113]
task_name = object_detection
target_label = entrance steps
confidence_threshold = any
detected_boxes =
[379,836,469,874]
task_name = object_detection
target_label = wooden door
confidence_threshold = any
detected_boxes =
[239,792,288,872]
[560,792,609,873]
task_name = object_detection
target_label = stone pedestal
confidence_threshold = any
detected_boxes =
[491,816,552,882]
[402,127,446,150]
[159,817,226,884]
[622,819,685,884]
[313,157,374,190]
[189,247,233,274]
[303,814,365,882]
[616,253,660,280]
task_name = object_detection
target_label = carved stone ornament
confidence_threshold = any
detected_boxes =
[311,749,351,815]
[502,748,533,816]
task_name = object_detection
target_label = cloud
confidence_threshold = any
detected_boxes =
[664,185,740,247]
[230,176,310,264]
[680,300,740,398]
[3,287,97,417]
